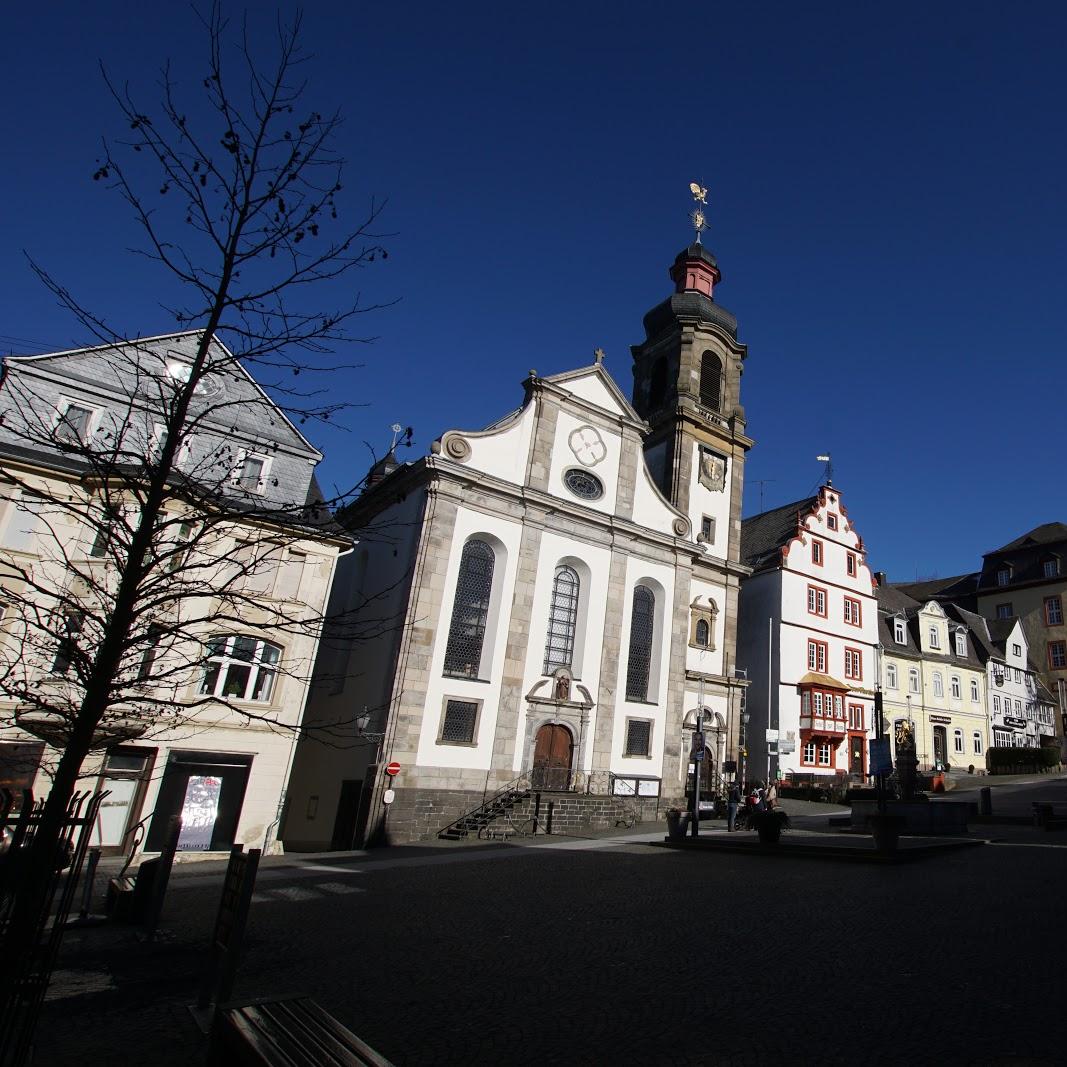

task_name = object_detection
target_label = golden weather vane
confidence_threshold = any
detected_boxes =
[689,181,708,243]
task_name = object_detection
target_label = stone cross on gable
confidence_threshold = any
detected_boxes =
[593,347,605,365]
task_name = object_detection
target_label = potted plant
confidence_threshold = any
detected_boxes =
[665,807,690,840]
[751,809,788,845]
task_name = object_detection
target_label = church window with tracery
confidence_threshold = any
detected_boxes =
[543,565,580,674]
[443,539,495,678]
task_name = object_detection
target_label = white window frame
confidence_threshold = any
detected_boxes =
[199,634,281,703]
[953,729,964,754]
[928,626,940,649]
[997,568,1011,586]
[955,632,966,656]
[973,732,983,755]
[970,678,979,702]
[950,675,961,700]
[933,672,944,698]
[53,399,98,446]
[232,449,273,494]
[909,668,920,694]
[886,663,898,689]
[894,618,906,645]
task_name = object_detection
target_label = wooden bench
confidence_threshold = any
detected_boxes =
[208,996,393,1066]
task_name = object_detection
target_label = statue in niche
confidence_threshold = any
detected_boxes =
[698,447,727,492]
[553,672,572,702]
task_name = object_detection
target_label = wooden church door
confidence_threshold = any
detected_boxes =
[532,724,573,791]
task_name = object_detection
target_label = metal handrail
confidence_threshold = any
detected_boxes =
[439,773,531,836]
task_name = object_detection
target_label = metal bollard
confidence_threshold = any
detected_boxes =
[978,787,992,817]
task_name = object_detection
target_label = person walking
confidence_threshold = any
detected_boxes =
[727,781,740,831]
[765,781,778,810]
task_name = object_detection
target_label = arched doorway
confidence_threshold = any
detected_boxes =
[532,723,574,791]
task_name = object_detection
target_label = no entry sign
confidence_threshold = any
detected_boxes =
[385,761,401,777]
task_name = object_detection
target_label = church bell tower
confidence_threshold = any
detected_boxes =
[630,201,752,565]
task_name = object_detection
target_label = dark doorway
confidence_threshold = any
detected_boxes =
[331,778,364,851]
[849,735,865,776]
[0,742,45,804]
[932,726,947,770]
[531,723,573,791]
[146,751,252,852]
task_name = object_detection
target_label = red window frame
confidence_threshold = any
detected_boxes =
[843,596,862,626]
[1049,640,1067,670]
[848,703,864,730]
[846,551,857,577]
[844,646,863,681]
[808,639,828,673]
[807,584,828,618]
[826,513,838,531]
[811,539,824,567]
[1044,596,1063,627]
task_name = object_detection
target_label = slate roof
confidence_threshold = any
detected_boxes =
[987,523,1067,554]
[875,584,985,669]
[893,572,979,603]
[740,496,819,573]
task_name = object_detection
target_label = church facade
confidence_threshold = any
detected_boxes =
[283,241,753,847]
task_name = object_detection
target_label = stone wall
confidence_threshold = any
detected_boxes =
[386,786,665,842]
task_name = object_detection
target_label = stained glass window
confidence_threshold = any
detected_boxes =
[443,539,495,678]
[563,469,603,501]
[543,565,580,673]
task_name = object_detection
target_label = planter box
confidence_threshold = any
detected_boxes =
[850,800,971,836]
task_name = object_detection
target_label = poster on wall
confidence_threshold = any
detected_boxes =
[177,774,222,851]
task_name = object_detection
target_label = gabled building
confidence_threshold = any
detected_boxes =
[0,332,345,855]
[284,239,755,847]
[975,523,1067,742]
[875,584,989,771]
[980,618,1056,749]
[738,485,878,784]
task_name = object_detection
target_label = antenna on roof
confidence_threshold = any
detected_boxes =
[816,453,833,487]
[752,479,776,513]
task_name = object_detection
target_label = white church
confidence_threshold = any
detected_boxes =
[283,238,754,846]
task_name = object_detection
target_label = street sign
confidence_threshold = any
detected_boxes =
[693,730,705,750]
[869,737,892,776]
[692,747,705,762]
[778,740,796,755]
[382,789,396,805]
[385,761,401,777]
[765,728,779,742]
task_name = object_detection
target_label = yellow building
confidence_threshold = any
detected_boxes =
[876,585,989,772]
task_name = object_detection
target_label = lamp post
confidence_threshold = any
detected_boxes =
[874,643,886,815]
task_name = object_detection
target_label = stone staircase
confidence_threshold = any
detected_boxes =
[437,783,531,840]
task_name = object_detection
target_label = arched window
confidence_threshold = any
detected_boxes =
[443,539,495,678]
[648,357,668,411]
[200,635,281,702]
[695,618,710,648]
[543,565,580,674]
[625,586,656,701]
[699,350,722,411]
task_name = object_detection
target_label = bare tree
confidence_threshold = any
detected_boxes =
[0,5,392,982]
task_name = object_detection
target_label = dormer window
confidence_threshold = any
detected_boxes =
[928,626,940,649]
[233,451,271,494]
[1042,557,1060,579]
[954,631,967,657]
[996,566,1011,587]
[55,402,94,446]
[894,618,906,645]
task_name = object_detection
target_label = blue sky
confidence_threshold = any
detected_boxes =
[2,2,1064,581]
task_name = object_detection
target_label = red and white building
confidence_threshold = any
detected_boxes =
[737,485,879,783]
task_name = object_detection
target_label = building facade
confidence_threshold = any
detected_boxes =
[875,586,990,771]
[283,241,754,847]
[982,618,1057,749]
[0,333,344,856]
[737,485,878,784]
[975,524,1067,746]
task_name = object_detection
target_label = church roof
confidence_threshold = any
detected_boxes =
[740,496,819,572]
[642,291,738,340]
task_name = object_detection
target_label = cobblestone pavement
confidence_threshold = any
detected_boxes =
[36,786,1067,1067]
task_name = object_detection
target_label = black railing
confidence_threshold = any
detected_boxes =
[0,788,107,1067]
[529,765,574,792]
